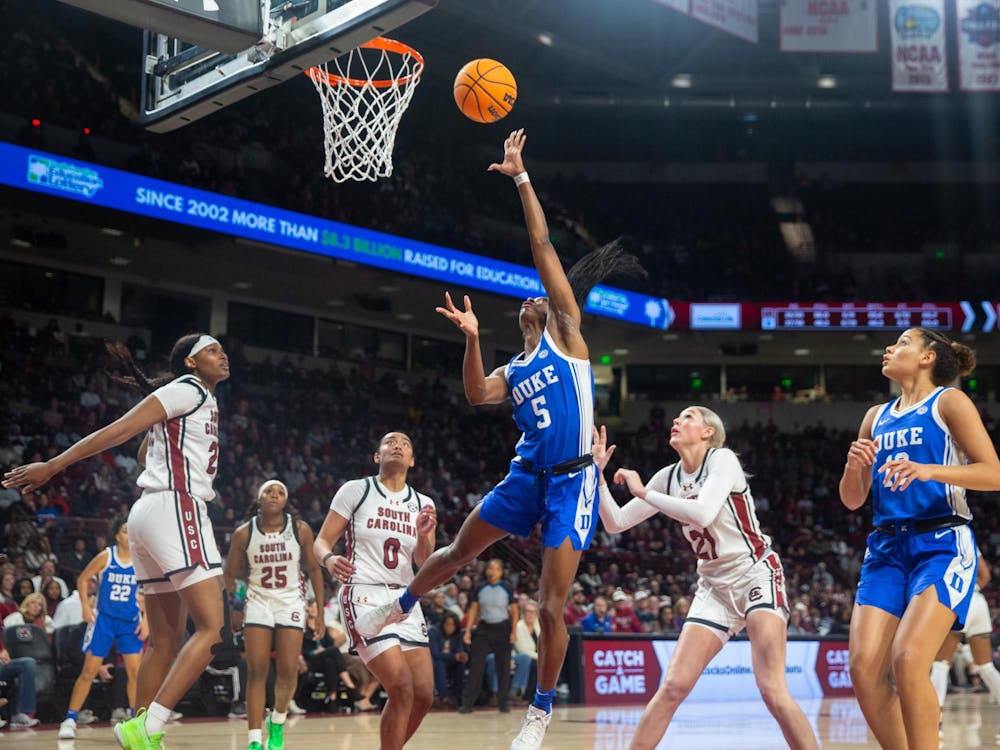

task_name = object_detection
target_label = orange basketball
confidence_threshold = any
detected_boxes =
[453,59,517,123]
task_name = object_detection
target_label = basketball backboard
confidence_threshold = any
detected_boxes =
[140,0,436,133]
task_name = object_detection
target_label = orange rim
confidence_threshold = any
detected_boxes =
[306,37,424,89]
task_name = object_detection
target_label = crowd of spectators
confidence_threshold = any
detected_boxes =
[3,311,1000,719]
[4,2,999,303]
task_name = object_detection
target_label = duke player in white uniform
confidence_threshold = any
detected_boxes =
[355,130,646,750]
[595,412,819,750]
[932,546,1000,732]
[314,432,437,750]
[60,513,146,739]
[840,327,1000,750]
[4,332,231,750]
[224,480,325,750]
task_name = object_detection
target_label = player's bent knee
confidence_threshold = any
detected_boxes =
[657,677,694,705]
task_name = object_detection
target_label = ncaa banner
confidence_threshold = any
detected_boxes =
[780,0,878,53]
[654,0,691,12]
[956,0,1000,90]
[690,0,759,43]
[890,0,949,91]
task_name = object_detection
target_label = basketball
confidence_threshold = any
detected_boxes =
[453,59,517,123]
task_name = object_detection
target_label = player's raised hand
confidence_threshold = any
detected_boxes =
[592,426,617,472]
[2,462,55,494]
[845,438,877,472]
[435,292,480,338]
[487,128,526,177]
[878,457,934,492]
[613,468,648,500]
[416,505,437,535]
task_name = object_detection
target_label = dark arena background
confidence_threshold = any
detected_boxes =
[1,0,999,747]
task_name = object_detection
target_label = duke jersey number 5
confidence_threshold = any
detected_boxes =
[531,396,551,429]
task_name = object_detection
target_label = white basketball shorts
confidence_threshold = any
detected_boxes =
[963,590,992,639]
[686,550,789,643]
[339,583,428,664]
[244,591,307,630]
[129,490,222,595]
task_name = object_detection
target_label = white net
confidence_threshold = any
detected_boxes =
[308,38,424,183]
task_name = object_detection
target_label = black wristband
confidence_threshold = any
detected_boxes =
[322,551,336,566]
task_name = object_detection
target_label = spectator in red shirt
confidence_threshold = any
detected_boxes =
[610,590,644,633]
[563,583,588,626]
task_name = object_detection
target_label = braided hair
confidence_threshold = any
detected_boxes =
[566,236,648,317]
[106,333,208,396]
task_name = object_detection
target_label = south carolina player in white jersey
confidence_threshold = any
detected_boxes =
[931,546,999,734]
[839,328,1000,750]
[224,480,325,750]
[313,432,437,750]
[355,131,646,750]
[594,411,819,750]
[4,332,230,750]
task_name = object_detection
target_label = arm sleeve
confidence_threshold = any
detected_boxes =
[151,379,206,420]
[329,479,363,518]
[597,464,674,532]
[643,449,743,528]
[598,484,658,533]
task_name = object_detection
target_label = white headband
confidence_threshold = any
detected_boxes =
[188,335,220,358]
[257,479,288,501]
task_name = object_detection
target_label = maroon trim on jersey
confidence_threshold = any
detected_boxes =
[763,552,786,609]
[340,585,364,647]
[730,492,766,560]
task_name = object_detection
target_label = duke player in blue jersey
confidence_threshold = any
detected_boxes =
[839,327,1000,750]
[356,128,645,750]
[59,513,146,739]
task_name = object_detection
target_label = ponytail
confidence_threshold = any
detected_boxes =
[566,237,648,319]
[106,333,208,395]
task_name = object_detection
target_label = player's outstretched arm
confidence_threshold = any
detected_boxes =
[3,396,168,493]
[435,292,507,405]
[488,129,579,324]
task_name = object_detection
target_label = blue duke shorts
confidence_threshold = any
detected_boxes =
[855,522,977,628]
[478,459,598,550]
[82,613,144,658]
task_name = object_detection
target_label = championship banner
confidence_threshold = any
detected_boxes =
[653,0,691,13]
[690,0,759,43]
[780,0,878,53]
[890,0,949,91]
[956,0,1000,90]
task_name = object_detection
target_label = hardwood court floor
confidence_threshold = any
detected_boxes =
[22,694,1000,749]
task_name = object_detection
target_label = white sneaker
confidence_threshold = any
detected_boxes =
[110,708,130,723]
[510,705,551,750]
[78,709,98,725]
[287,699,307,715]
[356,597,407,638]
[59,718,77,739]
[169,710,183,721]
[10,713,40,728]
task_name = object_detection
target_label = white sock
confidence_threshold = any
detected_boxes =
[144,702,171,736]
[271,711,287,725]
[248,729,262,745]
[977,661,1000,700]
[930,660,950,708]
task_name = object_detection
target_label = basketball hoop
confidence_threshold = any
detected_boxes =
[306,37,424,183]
